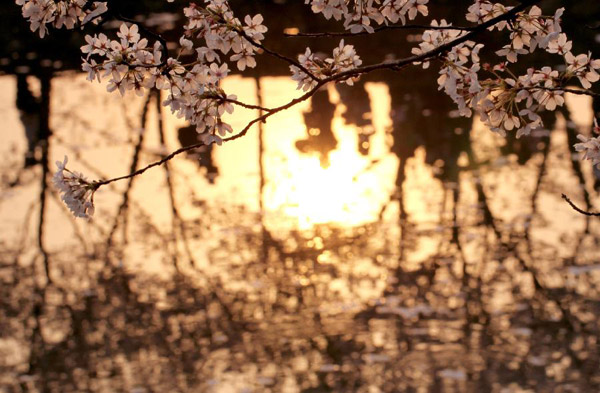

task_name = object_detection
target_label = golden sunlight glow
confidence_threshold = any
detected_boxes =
[269,130,382,228]
[263,81,398,229]
[204,78,398,229]
[283,27,300,35]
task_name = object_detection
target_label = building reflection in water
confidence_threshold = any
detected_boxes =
[1,73,600,392]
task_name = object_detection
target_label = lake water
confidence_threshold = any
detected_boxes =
[0,73,599,392]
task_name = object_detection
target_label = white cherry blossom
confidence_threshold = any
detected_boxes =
[575,133,600,167]
[17,0,600,217]
[306,0,429,33]
[53,156,97,219]
[290,40,362,91]
[16,0,107,38]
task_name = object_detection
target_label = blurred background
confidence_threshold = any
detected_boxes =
[1,1,600,392]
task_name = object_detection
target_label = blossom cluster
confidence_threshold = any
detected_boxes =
[80,0,267,145]
[290,40,362,91]
[413,5,600,141]
[16,0,600,218]
[574,119,600,168]
[16,0,107,38]
[182,1,267,71]
[52,156,97,219]
[305,0,429,33]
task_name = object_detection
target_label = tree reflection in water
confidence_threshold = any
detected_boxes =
[0,72,599,392]
[2,0,600,388]
[295,88,338,168]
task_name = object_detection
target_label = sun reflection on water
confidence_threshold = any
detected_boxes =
[259,82,396,229]
[265,124,395,229]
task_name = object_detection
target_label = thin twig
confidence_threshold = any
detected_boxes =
[559,87,600,98]
[223,97,273,112]
[562,193,600,216]
[94,84,319,187]
[284,23,476,38]
[529,86,600,98]
[237,29,321,82]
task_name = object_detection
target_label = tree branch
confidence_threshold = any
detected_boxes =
[223,96,274,112]
[93,0,542,189]
[562,193,600,216]
[284,23,476,38]
[237,29,320,82]
[517,86,600,98]
[319,0,540,81]
[551,87,600,98]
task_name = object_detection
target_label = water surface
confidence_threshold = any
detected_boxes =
[0,73,599,392]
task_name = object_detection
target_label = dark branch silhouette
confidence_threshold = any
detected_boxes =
[562,193,600,216]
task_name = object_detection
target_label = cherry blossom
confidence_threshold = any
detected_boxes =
[16,0,107,38]
[75,0,272,148]
[565,52,600,89]
[496,44,527,63]
[15,0,600,218]
[52,156,97,219]
[409,3,600,140]
[290,40,362,91]
[574,133,600,168]
[306,0,429,33]
[547,33,572,55]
